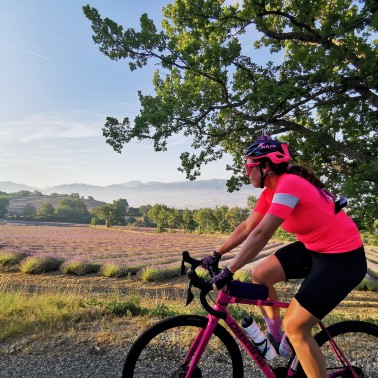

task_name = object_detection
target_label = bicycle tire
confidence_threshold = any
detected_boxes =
[296,320,378,377]
[123,315,244,377]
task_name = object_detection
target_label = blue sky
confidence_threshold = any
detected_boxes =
[0,0,237,188]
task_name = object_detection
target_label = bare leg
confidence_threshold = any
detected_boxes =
[252,254,286,318]
[283,298,327,378]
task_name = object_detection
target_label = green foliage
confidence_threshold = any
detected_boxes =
[225,206,249,230]
[60,260,100,276]
[182,208,196,232]
[93,198,128,227]
[195,266,210,279]
[55,198,90,222]
[0,251,27,269]
[149,303,177,317]
[0,197,10,218]
[233,270,251,282]
[147,204,171,232]
[356,276,378,292]
[273,227,297,242]
[22,203,36,218]
[362,231,378,246]
[101,263,128,278]
[20,256,63,274]
[84,0,378,230]
[105,299,143,316]
[193,207,217,233]
[36,202,55,218]
[227,304,251,323]
[140,267,162,281]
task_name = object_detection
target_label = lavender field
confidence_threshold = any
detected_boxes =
[0,222,285,280]
[1,221,377,287]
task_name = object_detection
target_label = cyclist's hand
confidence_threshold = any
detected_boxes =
[201,251,221,273]
[211,267,234,290]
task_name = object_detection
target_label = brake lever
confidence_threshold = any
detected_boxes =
[208,266,220,278]
[185,282,195,306]
[180,259,187,275]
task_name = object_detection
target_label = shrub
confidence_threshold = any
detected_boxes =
[361,231,378,245]
[233,269,251,282]
[105,299,143,316]
[273,228,296,242]
[140,267,162,282]
[149,303,177,317]
[356,276,378,292]
[195,267,209,279]
[101,263,128,278]
[0,251,27,269]
[20,256,63,274]
[61,260,100,276]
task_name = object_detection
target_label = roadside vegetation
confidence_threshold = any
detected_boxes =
[0,223,377,345]
[1,273,376,344]
[1,223,377,288]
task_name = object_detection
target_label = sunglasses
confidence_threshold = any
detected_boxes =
[244,161,260,176]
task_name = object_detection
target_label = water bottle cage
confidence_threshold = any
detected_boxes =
[253,339,269,357]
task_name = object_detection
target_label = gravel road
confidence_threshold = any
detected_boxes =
[0,337,129,378]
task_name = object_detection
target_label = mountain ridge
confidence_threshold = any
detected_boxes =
[0,180,260,209]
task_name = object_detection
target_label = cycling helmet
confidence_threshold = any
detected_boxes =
[244,135,291,164]
[244,135,291,188]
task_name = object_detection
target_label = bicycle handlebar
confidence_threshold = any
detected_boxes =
[181,251,228,319]
[181,251,269,319]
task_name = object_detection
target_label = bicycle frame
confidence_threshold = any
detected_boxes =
[181,289,359,378]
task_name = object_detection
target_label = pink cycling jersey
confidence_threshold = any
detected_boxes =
[254,173,362,253]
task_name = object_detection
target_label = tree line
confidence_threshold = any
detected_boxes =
[0,190,262,235]
[1,190,377,243]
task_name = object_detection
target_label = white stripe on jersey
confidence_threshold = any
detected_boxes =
[272,193,299,208]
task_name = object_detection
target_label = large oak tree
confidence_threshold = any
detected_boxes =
[83,0,377,230]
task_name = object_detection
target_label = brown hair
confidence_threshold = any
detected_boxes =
[260,159,326,190]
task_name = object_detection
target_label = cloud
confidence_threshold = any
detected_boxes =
[0,112,102,144]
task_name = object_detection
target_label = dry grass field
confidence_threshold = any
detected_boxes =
[1,220,377,335]
[0,220,377,377]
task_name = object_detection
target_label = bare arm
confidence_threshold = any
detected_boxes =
[227,214,284,272]
[216,211,264,256]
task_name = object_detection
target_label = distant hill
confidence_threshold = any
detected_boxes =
[6,195,106,217]
[0,180,261,209]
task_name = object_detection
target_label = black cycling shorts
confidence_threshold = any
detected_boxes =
[274,241,367,319]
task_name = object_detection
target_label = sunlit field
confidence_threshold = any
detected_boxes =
[0,222,286,280]
[0,221,377,345]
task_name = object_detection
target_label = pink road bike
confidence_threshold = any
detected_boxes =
[123,251,378,377]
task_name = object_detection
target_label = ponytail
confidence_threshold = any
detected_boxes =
[266,160,336,200]
[286,164,324,188]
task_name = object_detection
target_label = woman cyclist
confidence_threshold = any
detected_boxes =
[201,135,367,378]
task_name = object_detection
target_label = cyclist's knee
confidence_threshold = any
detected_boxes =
[283,315,314,345]
[252,263,268,284]
[252,256,284,285]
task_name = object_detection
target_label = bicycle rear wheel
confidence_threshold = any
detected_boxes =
[297,320,378,377]
[123,315,243,377]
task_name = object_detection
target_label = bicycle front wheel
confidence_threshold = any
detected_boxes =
[309,320,378,377]
[123,315,243,378]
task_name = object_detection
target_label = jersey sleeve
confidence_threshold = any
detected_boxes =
[268,193,300,219]
[267,176,301,219]
[254,189,271,215]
